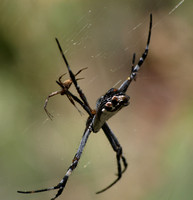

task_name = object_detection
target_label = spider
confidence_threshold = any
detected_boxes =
[18,14,152,200]
[44,67,87,120]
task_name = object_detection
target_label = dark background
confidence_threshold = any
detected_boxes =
[1,0,193,200]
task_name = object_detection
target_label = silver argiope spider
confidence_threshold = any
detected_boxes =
[18,14,152,200]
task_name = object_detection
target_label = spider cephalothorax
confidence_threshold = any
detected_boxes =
[18,14,152,200]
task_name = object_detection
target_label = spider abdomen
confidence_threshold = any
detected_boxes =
[92,89,130,132]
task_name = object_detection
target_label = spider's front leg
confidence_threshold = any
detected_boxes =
[55,38,93,114]
[118,13,152,93]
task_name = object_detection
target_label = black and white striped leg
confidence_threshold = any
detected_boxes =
[133,13,152,71]
[118,13,152,93]
[96,123,128,194]
[18,126,92,200]
[102,123,128,174]
[55,38,92,112]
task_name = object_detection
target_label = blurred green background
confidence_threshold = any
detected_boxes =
[1,0,193,200]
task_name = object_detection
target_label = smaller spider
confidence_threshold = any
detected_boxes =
[44,67,87,119]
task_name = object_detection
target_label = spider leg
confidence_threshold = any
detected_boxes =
[132,53,136,66]
[74,67,88,76]
[67,90,93,116]
[131,53,136,81]
[44,91,62,120]
[58,73,67,83]
[55,38,92,112]
[131,14,152,75]
[96,123,127,194]
[18,125,92,200]
[17,186,59,195]
[76,77,84,81]
[118,13,152,93]
[66,91,83,115]
[58,68,87,84]
[102,123,128,174]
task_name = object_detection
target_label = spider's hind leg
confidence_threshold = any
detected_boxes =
[103,123,128,174]
[96,123,128,194]
[18,126,92,200]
